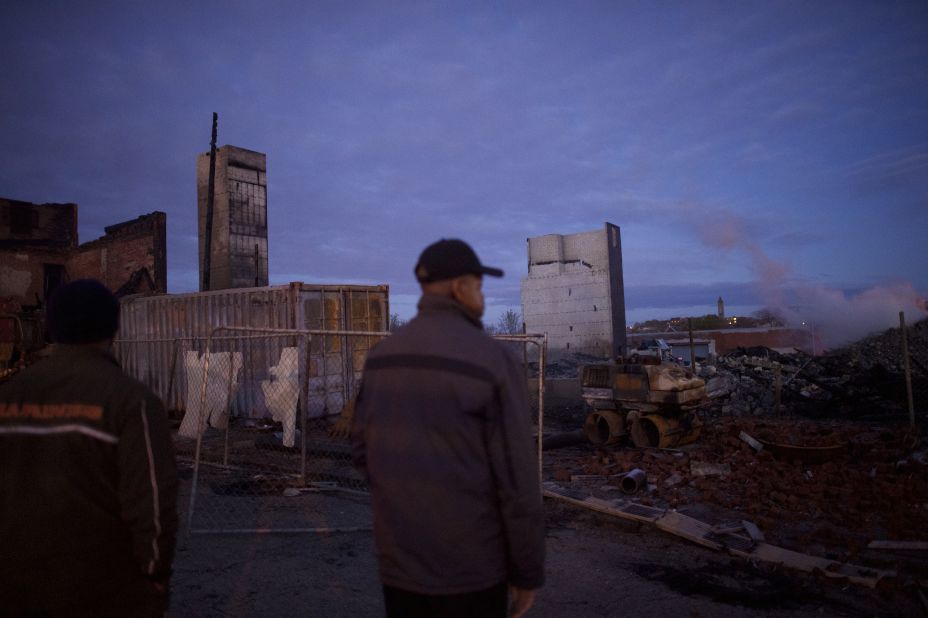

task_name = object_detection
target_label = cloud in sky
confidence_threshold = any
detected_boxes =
[1,1,926,327]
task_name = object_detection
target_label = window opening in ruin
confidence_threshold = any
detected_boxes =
[43,264,65,301]
[568,288,571,296]
[10,208,35,236]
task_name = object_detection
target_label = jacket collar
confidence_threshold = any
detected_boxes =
[50,343,120,367]
[416,294,484,330]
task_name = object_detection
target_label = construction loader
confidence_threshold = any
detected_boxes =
[579,357,706,448]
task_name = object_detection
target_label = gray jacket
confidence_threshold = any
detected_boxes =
[352,294,545,595]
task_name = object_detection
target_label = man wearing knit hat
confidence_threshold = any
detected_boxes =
[0,279,177,616]
[352,239,545,617]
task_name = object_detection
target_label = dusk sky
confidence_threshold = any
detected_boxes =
[2,2,926,341]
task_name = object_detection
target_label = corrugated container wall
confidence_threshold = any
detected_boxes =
[115,282,389,418]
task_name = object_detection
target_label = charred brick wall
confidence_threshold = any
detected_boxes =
[0,198,78,308]
[1,198,166,309]
[0,198,78,250]
[69,212,167,296]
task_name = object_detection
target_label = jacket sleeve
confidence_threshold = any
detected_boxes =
[486,345,546,590]
[118,391,178,584]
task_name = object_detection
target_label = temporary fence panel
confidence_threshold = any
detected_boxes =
[183,327,384,534]
[495,334,548,484]
[117,282,388,412]
[178,327,547,535]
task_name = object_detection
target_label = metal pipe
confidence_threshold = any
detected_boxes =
[201,112,218,292]
[620,468,647,494]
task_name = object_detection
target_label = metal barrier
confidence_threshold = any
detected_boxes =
[178,327,384,534]
[494,333,548,482]
[118,327,547,535]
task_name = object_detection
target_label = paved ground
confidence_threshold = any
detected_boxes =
[170,483,917,617]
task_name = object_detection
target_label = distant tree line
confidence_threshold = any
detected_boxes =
[629,308,785,333]
[388,309,524,334]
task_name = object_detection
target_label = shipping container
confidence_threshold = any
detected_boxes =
[114,282,389,418]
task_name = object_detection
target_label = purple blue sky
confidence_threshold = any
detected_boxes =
[2,2,926,343]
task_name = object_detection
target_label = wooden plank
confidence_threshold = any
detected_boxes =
[742,520,765,542]
[654,511,723,550]
[738,431,764,452]
[542,483,663,523]
[867,540,928,551]
[690,461,731,477]
[731,543,891,588]
[543,481,893,589]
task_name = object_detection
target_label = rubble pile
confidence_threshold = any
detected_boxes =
[533,352,606,379]
[558,417,927,559]
[701,318,928,420]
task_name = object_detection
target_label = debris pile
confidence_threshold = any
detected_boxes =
[533,352,605,379]
[700,318,928,419]
[554,417,927,563]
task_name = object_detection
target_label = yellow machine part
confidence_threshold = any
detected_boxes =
[583,410,626,445]
[637,413,702,448]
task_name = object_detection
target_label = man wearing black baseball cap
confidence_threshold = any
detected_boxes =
[353,239,545,617]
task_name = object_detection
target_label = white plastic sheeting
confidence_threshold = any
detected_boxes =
[178,351,244,438]
[261,347,300,447]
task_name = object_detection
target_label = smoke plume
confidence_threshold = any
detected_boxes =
[696,209,927,350]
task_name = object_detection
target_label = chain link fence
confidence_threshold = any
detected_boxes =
[116,329,546,535]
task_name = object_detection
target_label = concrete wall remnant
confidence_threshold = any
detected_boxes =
[521,222,627,359]
[197,145,269,291]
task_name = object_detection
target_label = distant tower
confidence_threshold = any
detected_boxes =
[521,222,626,359]
[717,296,725,318]
[197,145,269,290]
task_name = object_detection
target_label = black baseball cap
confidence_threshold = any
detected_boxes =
[414,239,504,283]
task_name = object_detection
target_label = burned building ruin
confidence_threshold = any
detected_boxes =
[0,197,166,307]
[197,145,269,291]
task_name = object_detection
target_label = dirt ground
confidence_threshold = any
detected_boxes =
[546,406,928,566]
[170,419,924,617]
[171,496,919,617]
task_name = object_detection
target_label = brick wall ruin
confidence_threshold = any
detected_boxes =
[0,198,166,311]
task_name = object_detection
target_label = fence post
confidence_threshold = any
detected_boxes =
[166,339,180,413]
[301,334,310,485]
[900,312,915,427]
[774,363,782,416]
[538,335,547,486]
[223,350,235,467]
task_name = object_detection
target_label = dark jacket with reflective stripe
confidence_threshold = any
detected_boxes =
[0,345,178,613]
[352,295,545,594]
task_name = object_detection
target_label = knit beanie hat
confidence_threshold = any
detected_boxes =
[47,279,119,344]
